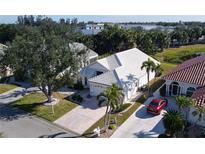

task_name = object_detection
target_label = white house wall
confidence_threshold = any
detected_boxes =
[188,107,205,127]
[138,71,155,88]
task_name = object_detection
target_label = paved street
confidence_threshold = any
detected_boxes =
[111,97,178,138]
[0,87,77,138]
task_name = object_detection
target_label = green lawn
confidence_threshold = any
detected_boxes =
[83,95,146,136]
[155,44,205,64]
[0,84,17,94]
[161,62,177,74]
[11,92,78,122]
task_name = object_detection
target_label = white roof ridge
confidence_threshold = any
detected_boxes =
[114,53,122,66]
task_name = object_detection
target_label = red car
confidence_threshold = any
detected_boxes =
[147,98,168,115]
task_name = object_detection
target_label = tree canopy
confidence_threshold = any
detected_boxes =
[2,21,86,103]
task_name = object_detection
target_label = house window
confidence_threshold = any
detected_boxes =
[84,77,87,86]
[96,71,103,76]
[186,87,196,97]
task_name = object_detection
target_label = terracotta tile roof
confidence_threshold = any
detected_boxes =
[191,87,205,106]
[163,55,205,86]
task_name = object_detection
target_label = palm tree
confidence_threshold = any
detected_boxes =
[141,58,156,94]
[176,96,194,124]
[97,84,124,131]
[154,64,163,77]
[163,110,184,137]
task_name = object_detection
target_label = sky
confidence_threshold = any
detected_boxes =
[1,15,205,24]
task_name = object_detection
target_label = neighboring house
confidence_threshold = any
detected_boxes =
[81,23,104,35]
[80,48,160,101]
[58,42,98,78]
[162,55,205,126]
[69,42,98,66]
[162,55,205,97]
[0,43,12,78]
[117,23,175,31]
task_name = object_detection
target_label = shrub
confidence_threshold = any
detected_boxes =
[115,103,132,113]
[0,75,13,83]
[158,134,171,138]
[73,82,84,90]
[71,93,83,103]
[137,94,146,104]
[108,124,116,130]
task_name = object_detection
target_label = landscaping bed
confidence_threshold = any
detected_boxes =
[83,95,146,138]
[0,84,17,94]
[11,92,78,122]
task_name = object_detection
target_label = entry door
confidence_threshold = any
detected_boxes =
[171,84,180,96]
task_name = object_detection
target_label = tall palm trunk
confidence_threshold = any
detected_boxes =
[104,104,109,131]
[147,71,150,95]
[107,107,112,126]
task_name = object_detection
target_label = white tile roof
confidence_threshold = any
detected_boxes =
[97,54,121,70]
[89,70,120,86]
[88,48,160,87]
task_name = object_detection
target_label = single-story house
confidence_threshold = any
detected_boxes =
[162,55,205,126]
[162,55,205,98]
[80,48,160,101]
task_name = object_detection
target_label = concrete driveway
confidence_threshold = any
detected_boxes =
[111,97,178,138]
[54,90,106,135]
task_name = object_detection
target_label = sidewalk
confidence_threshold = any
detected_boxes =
[0,87,25,104]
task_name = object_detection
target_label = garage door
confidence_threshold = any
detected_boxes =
[89,82,107,96]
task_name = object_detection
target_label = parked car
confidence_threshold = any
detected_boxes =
[147,98,168,115]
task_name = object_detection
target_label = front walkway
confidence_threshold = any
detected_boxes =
[54,89,106,135]
[111,97,178,138]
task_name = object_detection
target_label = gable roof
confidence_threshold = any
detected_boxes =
[88,48,160,87]
[191,86,205,106]
[97,54,121,70]
[69,42,98,58]
[89,70,120,86]
[163,55,205,86]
